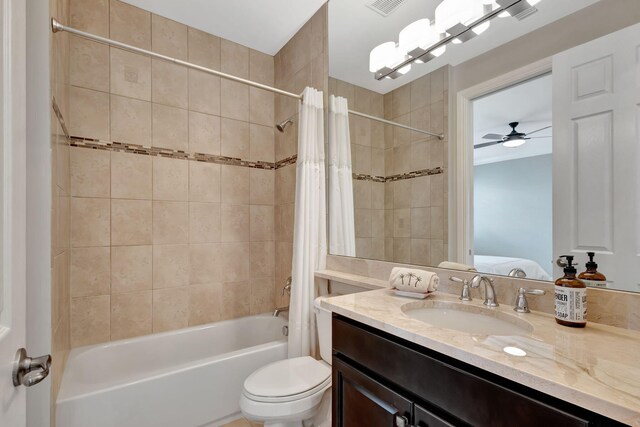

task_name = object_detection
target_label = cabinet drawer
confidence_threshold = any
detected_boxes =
[333,315,591,427]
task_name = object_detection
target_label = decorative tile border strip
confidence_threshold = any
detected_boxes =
[52,97,70,140]
[353,166,444,183]
[69,135,298,170]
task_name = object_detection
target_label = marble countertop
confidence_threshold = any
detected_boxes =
[322,289,640,425]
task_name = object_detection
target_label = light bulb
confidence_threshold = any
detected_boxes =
[369,42,396,73]
[503,138,526,148]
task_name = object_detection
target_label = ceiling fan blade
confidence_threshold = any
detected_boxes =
[528,136,551,139]
[481,133,505,140]
[526,125,552,136]
[474,140,502,149]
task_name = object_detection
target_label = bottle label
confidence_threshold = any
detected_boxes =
[555,286,587,323]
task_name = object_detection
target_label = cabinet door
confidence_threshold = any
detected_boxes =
[414,404,456,427]
[333,357,412,427]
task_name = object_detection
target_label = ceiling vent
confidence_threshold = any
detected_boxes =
[513,6,538,20]
[366,0,407,17]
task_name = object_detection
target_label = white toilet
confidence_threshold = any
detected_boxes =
[240,295,333,427]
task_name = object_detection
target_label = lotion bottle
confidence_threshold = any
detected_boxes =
[555,255,587,328]
[578,252,607,287]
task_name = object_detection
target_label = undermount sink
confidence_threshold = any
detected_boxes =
[402,300,534,336]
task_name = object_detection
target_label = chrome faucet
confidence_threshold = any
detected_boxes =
[508,268,527,278]
[273,306,289,317]
[513,287,545,313]
[470,275,498,307]
[273,277,292,317]
[449,276,472,301]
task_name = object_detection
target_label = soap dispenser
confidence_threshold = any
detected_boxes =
[578,252,607,287]
[554,255,587,328]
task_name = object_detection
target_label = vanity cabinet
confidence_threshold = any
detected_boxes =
[332,315,623,427]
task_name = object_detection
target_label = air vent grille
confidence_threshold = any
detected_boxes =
[514,6,538,21]
[366,0,407,17]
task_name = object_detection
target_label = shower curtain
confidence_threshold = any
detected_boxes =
[328,95,356,257]
[289,87,327,358]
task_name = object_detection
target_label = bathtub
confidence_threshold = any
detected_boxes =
[57,314,288,427]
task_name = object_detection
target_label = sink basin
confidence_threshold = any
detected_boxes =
[402,301,534,336]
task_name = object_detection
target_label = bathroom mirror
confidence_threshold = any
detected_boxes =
[327,0,640,292]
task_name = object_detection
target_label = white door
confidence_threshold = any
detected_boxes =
[553,24,640,291]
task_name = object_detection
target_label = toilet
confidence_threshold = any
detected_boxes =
[240,295,333,427]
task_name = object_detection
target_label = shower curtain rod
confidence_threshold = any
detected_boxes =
[347,109,444,140]
[50,18,304,101]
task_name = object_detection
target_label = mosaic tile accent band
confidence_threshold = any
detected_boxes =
[52,97,70,140]
[353,166,444,183]
[69,136,298,170]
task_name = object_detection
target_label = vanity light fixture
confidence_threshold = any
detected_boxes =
[370,0,542,80]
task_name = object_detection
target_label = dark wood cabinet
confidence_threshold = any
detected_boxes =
[332,314,624,427]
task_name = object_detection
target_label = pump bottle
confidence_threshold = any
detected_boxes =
[578,252,607,287]
[555,255,587,328]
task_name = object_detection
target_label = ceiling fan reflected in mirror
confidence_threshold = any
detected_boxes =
[475,122,551,149]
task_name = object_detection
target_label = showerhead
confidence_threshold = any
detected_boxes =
[276,119,293,133]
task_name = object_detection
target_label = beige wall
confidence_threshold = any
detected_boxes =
[273,4,328,308]
[67,0,279,347]
[329,66,449,267]
[51,0,71,421]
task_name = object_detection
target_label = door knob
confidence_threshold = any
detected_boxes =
[12,348,51,387]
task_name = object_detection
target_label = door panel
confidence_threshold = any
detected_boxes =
[414,404,455,427]
[553,23,640,291]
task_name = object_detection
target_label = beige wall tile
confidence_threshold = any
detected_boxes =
[111,151,152,200]
[249,169,274,205]
[152,104,188,151]
[70,0,109,37]
[221,118,249,159]
[190,202,221,243]
[411,176,431,208]
[110,48,151,101]
[189,243,221,284]
[188,70,220,116]
[221,166,249,205]
[153,244,189,289]
[110,95,152,145]
[430,239,445,266]
[249,88,274,127]
[70,147,110,198]
[188,27,220,70]
[111,291,152,340]
[71,197,110,247]
[430,206,444,239]
[410,208,430,239]
[111,199,152,245]
[219,242,250,282]
[69,87,110,140]
[394,180,411,208]
[221,204,249,242]
[70,295,110,347]
[153,201,189,245]
[221,281,250,320]
[190,162,221,202]
[394,208,411,238]
[189,111,220,155]
[249,50,274,85]
[250,241,275,278]
[249,124,274,163]
[70,247,110,297]
[221,80,249,122]
[188,283,222,326]
[70,36,109,92]
[110,0,151,49]
[152,60,188,109]
[111,245,152,293]
[250,277,274,315]
[52,251,70,326]
[411,238,430,265]
[393,238,411,263]
[153,156,188,201]
[221,39,249,78]
[250,205,274,242]
[153,288,188,332]
[354,180,371,209]
[275,165,296,205]
[392,85,411,119]
[152,15,188,60]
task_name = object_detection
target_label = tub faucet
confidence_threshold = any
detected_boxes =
[470,274,498,307]
[273,306,289,317]
[508,268,527,278]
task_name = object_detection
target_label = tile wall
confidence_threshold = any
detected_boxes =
[67,0,281,347]
[328,66,449,267]
[51,0,71,420]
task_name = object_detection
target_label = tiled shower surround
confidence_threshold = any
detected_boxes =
[64,0,327,347]
[329,66,449,266]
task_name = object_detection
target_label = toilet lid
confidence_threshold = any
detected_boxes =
[244,356,331,398]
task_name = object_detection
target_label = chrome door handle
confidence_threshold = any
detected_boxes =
[13,348,52,387]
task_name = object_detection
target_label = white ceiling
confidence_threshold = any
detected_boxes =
[329,0,598,94]
[473,73,552,166]
[121,0,327,56]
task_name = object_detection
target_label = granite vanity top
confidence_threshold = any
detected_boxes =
[322,289,640,425]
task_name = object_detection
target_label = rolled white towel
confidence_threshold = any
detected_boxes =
[389,267,439,293]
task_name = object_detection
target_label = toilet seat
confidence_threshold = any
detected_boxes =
[242,357,331,403]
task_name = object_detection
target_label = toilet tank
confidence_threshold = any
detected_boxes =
[314,295,334,365]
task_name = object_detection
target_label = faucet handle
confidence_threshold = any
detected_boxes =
[449,276,472,302]
[282,277,292,296]
[513,287,546,313]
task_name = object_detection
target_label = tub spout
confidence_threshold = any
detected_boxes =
[273,306,289,317]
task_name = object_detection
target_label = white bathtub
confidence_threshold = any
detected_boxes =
[57,314,288,427]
